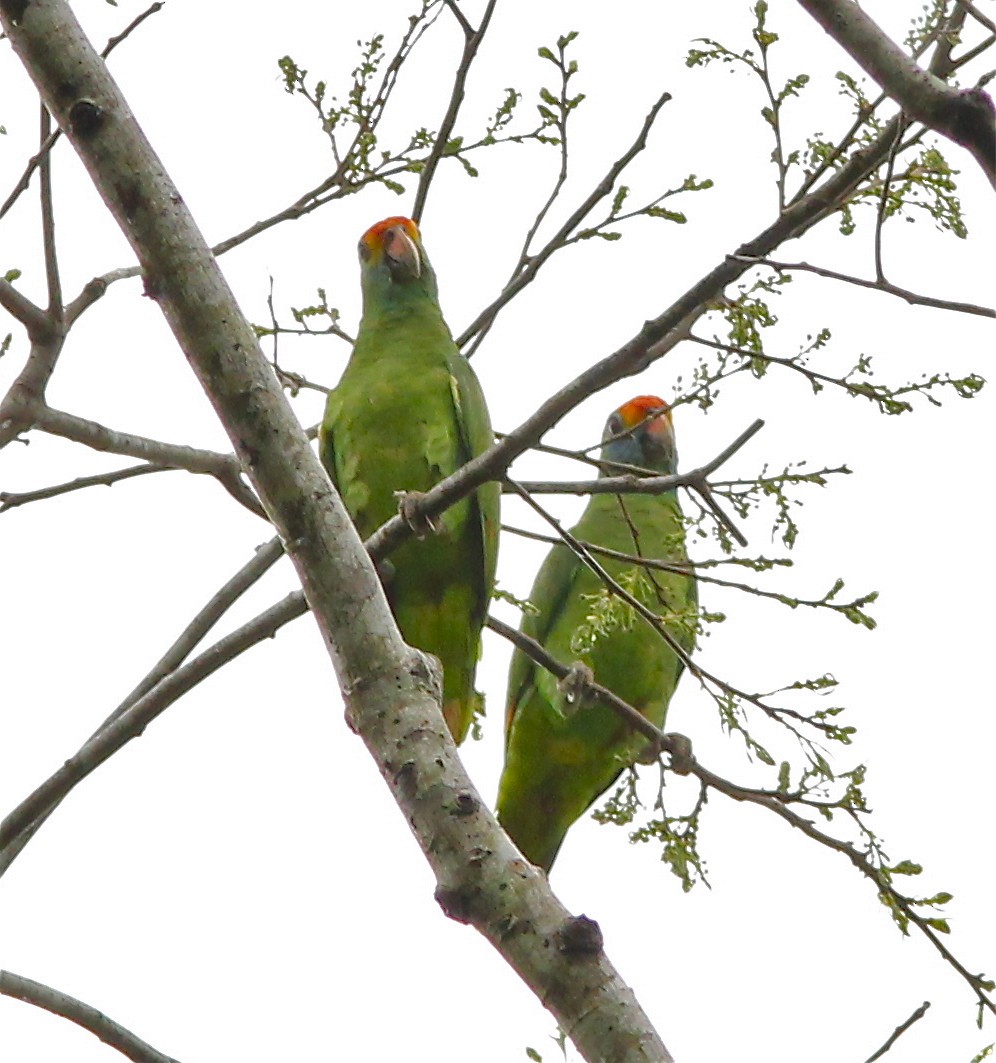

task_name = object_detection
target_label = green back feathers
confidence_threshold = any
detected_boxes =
[320,218,499,743]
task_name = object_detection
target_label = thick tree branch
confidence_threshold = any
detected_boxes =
[0,971,181,1063]
[1,5,679,1059]
[794,0,996,184]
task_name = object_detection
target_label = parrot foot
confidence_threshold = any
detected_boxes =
[374,557,396,585]
[395,490,439,538]
[665,732,694,775]
[557,661,595,716]
[635,731,694,773]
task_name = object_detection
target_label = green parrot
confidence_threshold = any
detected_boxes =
[496,395,697,871]
[319,216,499,743]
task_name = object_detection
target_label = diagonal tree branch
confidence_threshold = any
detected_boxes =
[794,0,996,184]
[863,1000,931,1063]
[0,969,182,1063]
[1,5,679,1059]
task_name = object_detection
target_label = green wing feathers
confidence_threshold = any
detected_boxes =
[497,486,696,872]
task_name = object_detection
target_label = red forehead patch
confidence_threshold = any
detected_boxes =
[361,216,420,251]
[617,395,669,427]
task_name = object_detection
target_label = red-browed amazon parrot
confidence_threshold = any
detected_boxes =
[496,396,697,871]
[319,217,499,743]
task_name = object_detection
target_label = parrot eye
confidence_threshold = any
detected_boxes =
[606,415,622,436]
[358,239,372,262]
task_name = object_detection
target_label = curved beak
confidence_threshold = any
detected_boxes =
[383,224,421,280]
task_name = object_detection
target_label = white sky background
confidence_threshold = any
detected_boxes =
[1,1,994,1061]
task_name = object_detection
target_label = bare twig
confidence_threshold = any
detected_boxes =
[0,970,181,1063]
[0,462,170,513]
[863,1001,931,1063]
[456,88,674,354]
[729,255,995,317]
[101,2,165,59]
[0,592,308,857]
[961,0,996,36]
[31,406,265,517]
[39,106,63,320]
[411,0,497,222]
[506,419,763,497]
[0,2,165,222]
[873,117,906,284]
[0,538,287,876]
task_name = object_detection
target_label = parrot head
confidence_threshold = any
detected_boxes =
[600,395,677,474]
[357,216,439,308]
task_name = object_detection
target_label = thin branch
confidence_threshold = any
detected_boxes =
[961,0,996,36]
[0,592,308,857]
[456,88,674,353]
[0,538,287,876]
[506,419,763,496]
[873,117,906,284]
[101,1,165,59]
[0,278,48,334]
[411,0,497,222]
[0,970,181,1063]
[696,759,996,1018]
[483,615,995,1015]
[863,1001,931,1063]
[31,406,265,517]
[0,2,165,223]
[0,539,285,871]
[729,254,996,317]
[39,106,63,320]
[0,462,171,513]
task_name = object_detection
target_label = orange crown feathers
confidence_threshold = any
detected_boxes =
[360,216,421,253]
[615,395,671,429]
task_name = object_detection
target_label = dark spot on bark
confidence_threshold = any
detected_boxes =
[142,273,160,300]
[467,845,490,866]
[55,80,79,106]
[453,791,478,816]
[557,914,603,958]
[0,0,30,26]
[69,100,104,138]
[119,178,143,221]
[434,884,472,924]
[394,760,417,801]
